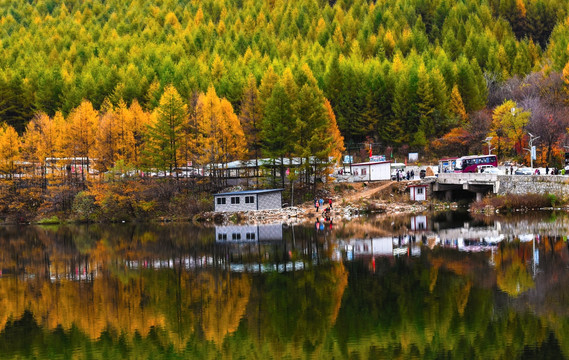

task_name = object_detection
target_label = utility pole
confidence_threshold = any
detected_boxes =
[484,136,494,155]
[524,132,539,169]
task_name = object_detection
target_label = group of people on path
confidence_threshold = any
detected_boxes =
[314,197,332,212]
[395,170,415,181]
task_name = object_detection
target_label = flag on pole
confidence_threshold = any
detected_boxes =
[369,144,372,158]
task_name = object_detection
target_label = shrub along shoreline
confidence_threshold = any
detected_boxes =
[470,193,562,213]
[0,177,214,224]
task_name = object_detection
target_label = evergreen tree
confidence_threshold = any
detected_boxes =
[261,82,295,188]
[416,63,436,140]
[144,85,187,174]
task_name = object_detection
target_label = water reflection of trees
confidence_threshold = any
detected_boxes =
[2,222,569,358]
[0,224,349,358]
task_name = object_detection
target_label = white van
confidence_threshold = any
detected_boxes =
[390,163,406,180]
[476,165,496,174]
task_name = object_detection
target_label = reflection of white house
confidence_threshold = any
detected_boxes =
[350,161,391,181]
[410,215,428,231]
[214,189,283,212]
[409,184,428,201]
[342,237,393,256]
[215,224,283,242]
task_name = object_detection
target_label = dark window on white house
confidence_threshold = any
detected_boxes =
[361,168,367,175]
[232,233,241,240]
[417,187,424,195]
[217,197,226,205]
[246,232,256,240]
[218,233,227,240]
[231,197,240,204]
[245,196,255,204]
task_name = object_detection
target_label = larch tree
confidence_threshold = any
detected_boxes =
[449,85,468,124]
[325,98,345,164]
[92,99,118,173]
[0,123,21,178]
[195,85,246,184]
[114,99,134,164]
[430,68,450,136]
[64,100,98,178]
[416,63,435,143]
[294,65,335,189]
[195,86,223,179]
[144,85,187,174]
[21,113,61,176]
[261,81,296,188]
[128,100,151,170]
[219,98,246,166]
[239,74,263,182]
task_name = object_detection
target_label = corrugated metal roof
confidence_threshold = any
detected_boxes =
[214,189,284,196]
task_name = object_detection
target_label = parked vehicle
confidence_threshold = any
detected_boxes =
[514,167,533,175]
[390,163,406,180]
[476,165,495,173]
[480,167,504,175]
[454,155,498,173]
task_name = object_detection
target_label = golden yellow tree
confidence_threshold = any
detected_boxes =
[488,100,530,157]
[0,123,21,178]
[21,112,63,178]
[324,99,345,163]
[449,85,468,123]
[196,86,246,182]
[63,100,98,177]
[220,97,246,163]
[114,99,135,163]
[128,100,151,169]
[92,99,118,173]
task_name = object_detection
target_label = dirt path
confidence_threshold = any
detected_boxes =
[343,181,395,203]
[297,181,397,212]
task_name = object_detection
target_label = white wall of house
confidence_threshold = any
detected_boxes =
[214,194,258,212]
[257,192,282,210]
[351,162,391,181]
[214,190,282,212]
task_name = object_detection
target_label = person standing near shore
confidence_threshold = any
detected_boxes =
[329,198,332,209]
[315,198,319,212]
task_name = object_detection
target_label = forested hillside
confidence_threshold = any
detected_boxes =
[2,0,569,149]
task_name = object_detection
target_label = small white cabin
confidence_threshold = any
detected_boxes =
[350,161,391,181]
[409,184,428,201]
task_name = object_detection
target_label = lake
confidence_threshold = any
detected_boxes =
[1,212,569,359]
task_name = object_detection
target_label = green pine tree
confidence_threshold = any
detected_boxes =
[143,85,187,174]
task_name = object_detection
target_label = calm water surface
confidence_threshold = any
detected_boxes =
[1,212,569,359]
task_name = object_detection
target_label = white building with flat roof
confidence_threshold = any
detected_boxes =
[214,189,283,212]
[350,161,391,181]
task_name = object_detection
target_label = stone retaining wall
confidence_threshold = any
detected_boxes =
[497,175,569,198]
